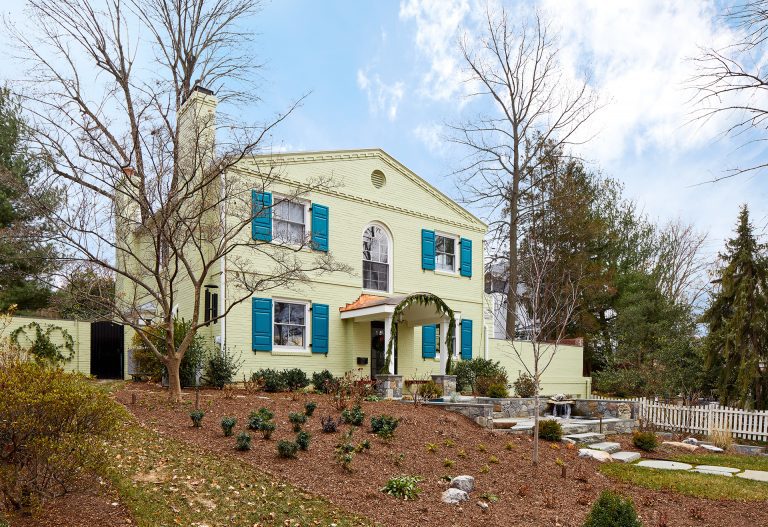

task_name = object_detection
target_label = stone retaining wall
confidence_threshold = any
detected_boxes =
[572,399,637,419]
[424,401,494,428]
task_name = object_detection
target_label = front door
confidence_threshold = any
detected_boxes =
[370,321,385,378]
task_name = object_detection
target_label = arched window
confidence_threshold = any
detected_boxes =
[362,225,390,291]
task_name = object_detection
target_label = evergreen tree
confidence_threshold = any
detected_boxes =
[702,205,768,409]
[0,87,58,311]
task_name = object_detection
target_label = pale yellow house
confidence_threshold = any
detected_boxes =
[113,87,591,396]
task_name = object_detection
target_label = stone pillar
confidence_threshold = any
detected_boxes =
[431,374,456,398]
[384,315,394,374]
[375,374,403,400]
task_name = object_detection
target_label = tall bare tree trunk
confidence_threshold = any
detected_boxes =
[507,195,519,336]
[166,355,183,402]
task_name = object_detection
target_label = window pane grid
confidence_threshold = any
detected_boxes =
[274,200,305,244]
[435,235,456,271]
[274,301,306,347]
[362,226,390,291]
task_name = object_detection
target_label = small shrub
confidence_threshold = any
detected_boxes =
[370,414,399,438]
[248,407,274,430]
[335,429,357,471]
[443,458,455,468]
[220,416,237,437]
[505,441,516,450]
[364,394,382,402]
[252,369,286,392]
[341,404,365,426]
[426,442,439,453]
[304,401,318,417]
[488,455,499,464]
[477,443,487,452]
[632,431,658,452]
[203,349,243,388]
[583,491,642,527]
[417,380,443,400]
[480,464,490,474]
[443,438,456,448]
[311,369,335,393]
[457,449,467,458]
[454,358,507,395]
[538,419,563,441]
[321,415,339,433]
[296,430,311,451]
[391,452,405,466]
[486,382,508,398]
[513,373,537,398]
[289,412,308,432]
[480,491,499,503]
[282,368,310,391]
[235,432,252,451]
[356,439,371,452]
[260,421,276,439]
[277,440,299,459]
[381,475,422,500]
[190,409,205,428]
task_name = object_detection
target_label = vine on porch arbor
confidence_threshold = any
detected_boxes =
[384,292,457,374]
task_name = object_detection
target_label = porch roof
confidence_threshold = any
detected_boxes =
[339,293,449,326]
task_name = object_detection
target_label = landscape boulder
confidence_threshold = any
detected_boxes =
[442,488,469,504]
[578,448,612,462]
[662,441,698,452]
[449,475,475,493]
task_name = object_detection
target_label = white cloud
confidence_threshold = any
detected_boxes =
[399,0,472,101]
[356,68,405,121]
[413,122,447,153]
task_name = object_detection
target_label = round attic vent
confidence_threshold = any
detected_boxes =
[371,170,386,188]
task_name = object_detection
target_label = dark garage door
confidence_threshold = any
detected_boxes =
[90,321,124,379]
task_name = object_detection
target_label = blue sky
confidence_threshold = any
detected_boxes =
[2,0,767,258]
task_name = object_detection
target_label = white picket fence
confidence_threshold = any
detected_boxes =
[589,394,768,441]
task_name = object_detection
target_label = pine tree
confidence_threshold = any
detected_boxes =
[0,87,59,311]
[702,205,768,409]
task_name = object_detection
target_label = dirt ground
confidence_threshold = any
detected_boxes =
[113,385,768,527]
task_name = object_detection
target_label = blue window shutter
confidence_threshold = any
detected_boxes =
[422,324,436,359]
[460,319,473,360]
[251,191,272,241]
[252,297,272,351]
[460,238,472,277]
[421,229,435,270]
[311,303,329,354]
[311,204,329,252]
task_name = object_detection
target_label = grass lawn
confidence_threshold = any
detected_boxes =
[101,415,374,527]
[671,453,768,472]
[600,463,768,501]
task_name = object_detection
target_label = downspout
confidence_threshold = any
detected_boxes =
[219,168,227,352]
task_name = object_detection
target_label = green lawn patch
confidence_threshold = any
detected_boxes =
[671,453,768,472]
[102,418,373,527]
[600,463,768,501]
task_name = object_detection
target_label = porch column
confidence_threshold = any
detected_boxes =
[439,316,449,375]
[384,314,394,374]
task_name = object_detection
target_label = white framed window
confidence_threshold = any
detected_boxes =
[362,224,391,292]
[273,299,309,349]
[273,198,307,244]
[435,233,457,272]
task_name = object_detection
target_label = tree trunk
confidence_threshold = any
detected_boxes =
[533,390,540,466]
[166,354,183,402]
[506,192,519,338]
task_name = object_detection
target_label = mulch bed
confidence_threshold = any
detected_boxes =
[116,385,768,527]
[7,476,133,527]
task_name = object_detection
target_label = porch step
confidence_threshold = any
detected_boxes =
[563,432,605,445]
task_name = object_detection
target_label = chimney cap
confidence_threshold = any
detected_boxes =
[192,84,214,96]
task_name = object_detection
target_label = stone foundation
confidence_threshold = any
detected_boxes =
[375,375,403,400]
[431,375,457,397]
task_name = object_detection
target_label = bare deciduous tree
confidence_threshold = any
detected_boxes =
[451,5,599,338]
[690,0,768,180]
[7,0,350,400]
[653,219,709,308]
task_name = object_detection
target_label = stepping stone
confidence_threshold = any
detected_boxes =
[492,418,518,429]
[694,465,740,474]
[691,468,733,477]
[736,470,768,482]
[564,432,605,445]
[578,448,612,462]
[732,445,766,456]
[612,451,641,463]
[590,442,621,454]
[700,444,724,453]
[636,460,693,470]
